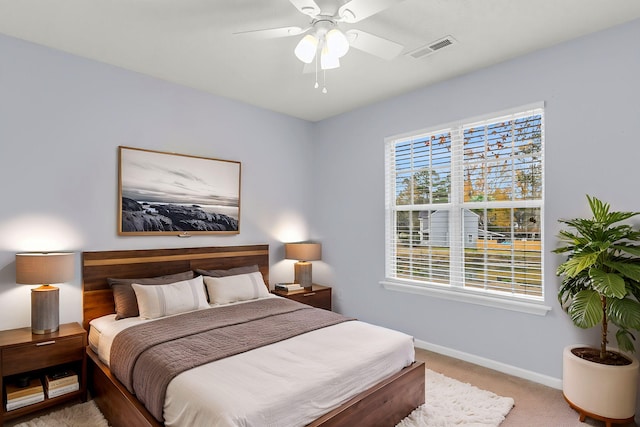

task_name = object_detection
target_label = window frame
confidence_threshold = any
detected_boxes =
[382,103,551,316]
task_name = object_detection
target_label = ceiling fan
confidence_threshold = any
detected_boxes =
[235,0,406,89]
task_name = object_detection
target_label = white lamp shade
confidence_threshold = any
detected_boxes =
[320,45,340,70]
[294,34,318,64]
[326,28,349,58]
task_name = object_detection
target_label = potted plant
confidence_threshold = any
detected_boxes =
[554,195,640,424]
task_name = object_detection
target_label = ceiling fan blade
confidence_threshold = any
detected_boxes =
[289,0,321,17]
[339,0,405,23]
[346,29,404,60]
[233,26,306,39]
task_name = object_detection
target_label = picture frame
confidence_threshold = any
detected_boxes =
[118,146,241,236]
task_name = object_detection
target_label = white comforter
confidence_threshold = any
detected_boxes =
[90,298,415,427]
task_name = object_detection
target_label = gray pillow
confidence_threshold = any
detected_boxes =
[108,271,195,320]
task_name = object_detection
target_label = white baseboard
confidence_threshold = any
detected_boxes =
[414,339,563,390]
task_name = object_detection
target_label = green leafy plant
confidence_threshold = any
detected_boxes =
[554,195,640,360]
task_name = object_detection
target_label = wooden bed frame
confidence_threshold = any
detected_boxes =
[82,244,425,427]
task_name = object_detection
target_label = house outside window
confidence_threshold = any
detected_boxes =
[384,103,546,311]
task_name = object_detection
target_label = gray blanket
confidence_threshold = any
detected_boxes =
[110,297,353,422]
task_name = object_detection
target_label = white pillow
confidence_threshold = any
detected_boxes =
[203,272,270,305]
[132,276,209,319]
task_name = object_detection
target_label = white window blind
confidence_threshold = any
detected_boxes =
[385,103,544,302]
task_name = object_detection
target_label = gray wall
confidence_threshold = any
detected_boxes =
[0,34,315,330]
[311,18,640,386]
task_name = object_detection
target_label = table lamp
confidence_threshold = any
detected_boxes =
[284,242,321,289]
[16,252,74,334]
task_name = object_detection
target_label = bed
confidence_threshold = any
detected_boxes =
[82,245,425,427]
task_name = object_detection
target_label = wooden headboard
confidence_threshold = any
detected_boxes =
[82,244,269,330]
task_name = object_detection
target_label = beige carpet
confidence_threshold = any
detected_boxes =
[416,348,638,427]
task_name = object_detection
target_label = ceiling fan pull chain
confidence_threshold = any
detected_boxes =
[322,70,328,94]
[314,55,319,89]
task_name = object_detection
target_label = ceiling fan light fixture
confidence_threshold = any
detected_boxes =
[294,34,318,64]
[325,28,349,58]
[320,45,340,70]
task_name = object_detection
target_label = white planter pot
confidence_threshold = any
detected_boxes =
[563,345,639,423]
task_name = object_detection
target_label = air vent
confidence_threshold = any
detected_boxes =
[406,35,457,59]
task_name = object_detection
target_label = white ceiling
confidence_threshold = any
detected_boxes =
[1,0,639,122]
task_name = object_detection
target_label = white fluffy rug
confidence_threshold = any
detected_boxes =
[397,369,515,427]
[14,401,108,427]
[13,370,513,427]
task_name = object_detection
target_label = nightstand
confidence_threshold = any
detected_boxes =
[273,284,332,311]
[0,322,87,425]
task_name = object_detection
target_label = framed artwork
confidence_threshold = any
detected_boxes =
[118,146,241,236]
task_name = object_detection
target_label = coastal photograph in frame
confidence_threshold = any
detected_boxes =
[118,146,241,235]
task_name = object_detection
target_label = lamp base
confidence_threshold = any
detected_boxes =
[31,285,59,334]
[294,262,313,289]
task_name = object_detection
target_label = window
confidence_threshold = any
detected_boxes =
[384,103,545,309]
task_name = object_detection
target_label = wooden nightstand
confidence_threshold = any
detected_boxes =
[273,284,332,311]
[0,322,87,425]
